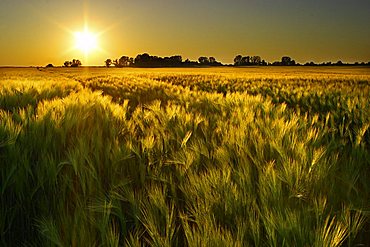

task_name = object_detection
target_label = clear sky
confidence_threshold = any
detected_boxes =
[0,0,369,66]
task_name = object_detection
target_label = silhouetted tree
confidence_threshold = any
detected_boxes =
[45,64,54,68]
[105,59,112,67]
[234,55,267,66]
[250,56,261,65]
[63,59,81,67]
[281,56,296,66]
[119,56,134,67]
[112,59,119,67]
[71,59,82,67]
[209,57,216,64]
[234,55,243,66]
[111,56,132,67]
[209,57,222,66]
[198,56,209,65]
[64,61,72,67]
[241,56,250,65]
[281,56,291,66]
[134,53,151,67]
[169,55,182,65]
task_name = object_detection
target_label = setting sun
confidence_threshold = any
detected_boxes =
[74,29,98,54]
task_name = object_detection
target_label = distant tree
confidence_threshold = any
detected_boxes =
[105,59,112,67]
[112,59,119,67]
[170,55,182,65]
[234,55,267,66]
[45,64,54,68]
[71,59,82,67]
[137,53,150,62]
[119,56,134,67]
[135,53,151,67]
[208,57,222,66]
[250,56,261,65]
[241,56,250,65]
[209,57,216,64]
[281,56,296,66]
[64,59,81,67]
[336,60,343,66]
[64,61,71,67]
[160,55,182,66]
[234,55,242,66]
[281,56,291,66]
[198,56,209,65]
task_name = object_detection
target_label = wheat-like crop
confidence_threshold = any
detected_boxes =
[1,67,369,246]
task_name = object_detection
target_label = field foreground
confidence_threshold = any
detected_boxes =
[1,67,370,246]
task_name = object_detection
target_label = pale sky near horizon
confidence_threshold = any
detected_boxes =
[0,0,369,66]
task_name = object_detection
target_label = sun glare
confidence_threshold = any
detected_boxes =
[74,30,98,54]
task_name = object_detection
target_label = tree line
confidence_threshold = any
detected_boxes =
[46,54,369,68]
[104,53,223,68]
[104,53,369,68]
[63,59,82,67]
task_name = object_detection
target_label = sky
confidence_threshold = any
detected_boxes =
[0,0,369,66]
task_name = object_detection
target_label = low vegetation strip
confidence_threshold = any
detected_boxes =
[0,67,369,246]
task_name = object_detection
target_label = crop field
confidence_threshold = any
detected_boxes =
[1,66,370,246]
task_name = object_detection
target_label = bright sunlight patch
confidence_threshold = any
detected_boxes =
[74,29,98,54]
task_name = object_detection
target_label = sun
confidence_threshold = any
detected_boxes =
[74,29,98,54]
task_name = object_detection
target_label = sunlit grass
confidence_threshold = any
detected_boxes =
[1,67,369,246]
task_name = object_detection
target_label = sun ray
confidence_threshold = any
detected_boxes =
[27,0,132,65]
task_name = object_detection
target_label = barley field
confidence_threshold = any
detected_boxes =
[1,66,370,246]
